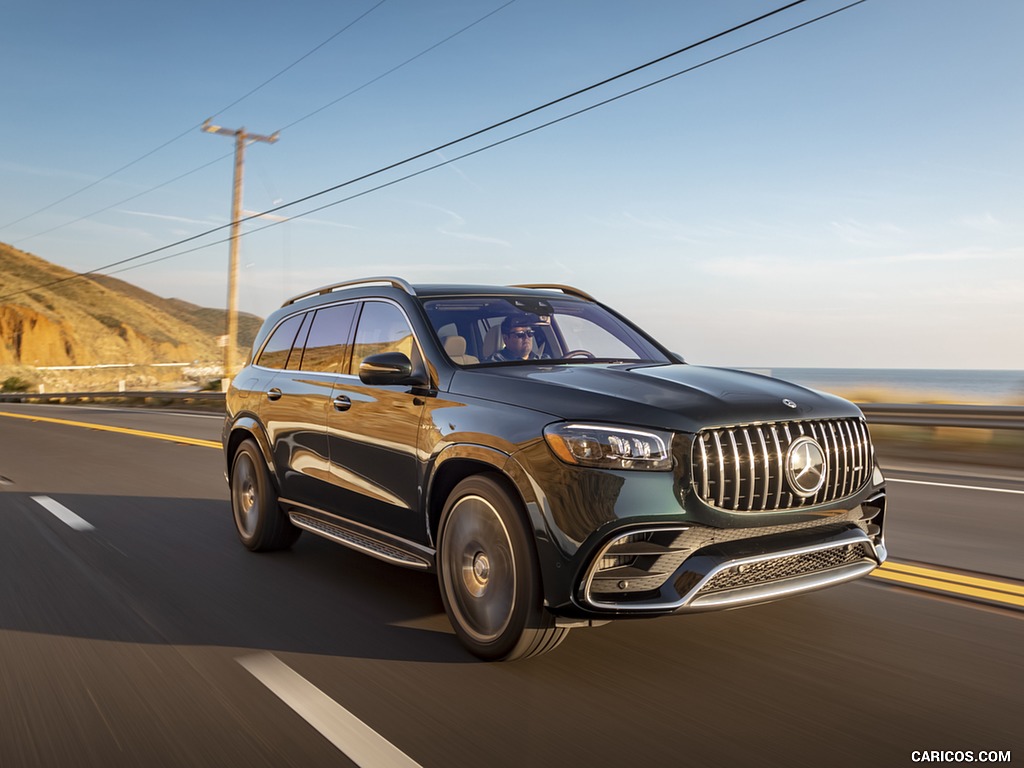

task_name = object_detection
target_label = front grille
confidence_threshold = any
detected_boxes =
[691,418,873,511]
[698,543,871,594]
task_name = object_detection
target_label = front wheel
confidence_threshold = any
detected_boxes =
[437,474,568,661]
[230,439,300,552]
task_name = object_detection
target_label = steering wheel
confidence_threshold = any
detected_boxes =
[562,349,596,359]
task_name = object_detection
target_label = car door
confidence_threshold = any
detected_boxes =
[262,303,357,509]
[326,300,428,544]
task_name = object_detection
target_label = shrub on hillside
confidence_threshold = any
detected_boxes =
[1,376,32,393]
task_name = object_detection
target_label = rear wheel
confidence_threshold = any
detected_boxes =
[230,439,300,551]
[437,474,568,661]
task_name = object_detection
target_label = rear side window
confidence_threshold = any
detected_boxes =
[299,303,358,373]
[255,313,305,369]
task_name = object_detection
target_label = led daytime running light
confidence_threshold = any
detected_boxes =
[544,424,672,471]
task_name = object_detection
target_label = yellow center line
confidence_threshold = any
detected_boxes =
[878,561,1024,597]
[0,410,221,450]
[872,563,1024,609]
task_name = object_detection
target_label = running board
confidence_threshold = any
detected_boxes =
[289,512,433,570]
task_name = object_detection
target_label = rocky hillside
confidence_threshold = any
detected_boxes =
[0,242,261,380]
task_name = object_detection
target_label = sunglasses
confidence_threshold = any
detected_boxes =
[506,330,535,339]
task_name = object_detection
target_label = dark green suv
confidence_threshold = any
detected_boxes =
[223,278,887,660]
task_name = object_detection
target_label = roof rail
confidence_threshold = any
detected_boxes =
[511,284,597,302]
[282,276,416,307]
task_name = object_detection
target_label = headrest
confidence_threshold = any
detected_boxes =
[444,335,467,356]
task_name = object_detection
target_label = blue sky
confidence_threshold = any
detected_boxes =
[2,0,1022,369]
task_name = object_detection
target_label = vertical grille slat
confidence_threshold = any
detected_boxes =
[756,428,770,512]
[840,420,853,498]
[808,422,825,506]
[713,431,726,508]
[823,423,839,501]
[692,418,874,512]
[698,434,710,501]
[728,430,742,511]
[771,426,784,509]
[856,420,870,488]
[742,429,756,511]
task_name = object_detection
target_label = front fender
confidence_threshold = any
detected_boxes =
[425,441,572,613]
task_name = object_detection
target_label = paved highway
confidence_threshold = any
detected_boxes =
[0,403,1020,767]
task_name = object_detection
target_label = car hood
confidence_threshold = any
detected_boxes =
[449,363,861,433]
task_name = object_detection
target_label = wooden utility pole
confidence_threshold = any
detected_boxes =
[201,119,279,385]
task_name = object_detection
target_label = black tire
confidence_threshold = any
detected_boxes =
[437,474,569,661]
[230,439,300,552]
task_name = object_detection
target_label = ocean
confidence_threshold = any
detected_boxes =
[739,368,1024,405]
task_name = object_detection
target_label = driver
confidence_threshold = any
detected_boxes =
[488,313,540,361]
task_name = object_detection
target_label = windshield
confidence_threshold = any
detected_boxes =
[421,295,672,366]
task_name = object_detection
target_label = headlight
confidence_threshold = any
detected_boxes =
[543,423,673,471]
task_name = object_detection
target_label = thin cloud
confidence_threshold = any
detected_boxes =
[957,212,1003,233]
[414,202,509,247]
[118,210,217,226]
[436,228,511,247]
[830,219,906,247]
[864,246,1021,265]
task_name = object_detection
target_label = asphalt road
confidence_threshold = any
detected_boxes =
[0,403,1020,768]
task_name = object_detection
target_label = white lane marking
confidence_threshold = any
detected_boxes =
[31,495,96,531]
[237,652,422,768]
[889,478,1024,495]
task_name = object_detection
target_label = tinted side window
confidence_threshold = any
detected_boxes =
[349,302,417,375]
[255,313,304,369]
[284,312,313,370]
[300,303,358,373]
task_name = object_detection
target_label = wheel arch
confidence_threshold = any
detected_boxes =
[425,443,563,602]
[426,444,546,541]
[427,446,507,543]
[225,416,278,491]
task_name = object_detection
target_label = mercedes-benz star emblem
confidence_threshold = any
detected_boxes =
[786,436,827,497]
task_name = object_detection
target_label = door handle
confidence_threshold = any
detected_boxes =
[266,387,283,401]
[332,395,352,412]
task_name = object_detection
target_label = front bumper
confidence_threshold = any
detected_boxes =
[565,492,886,618]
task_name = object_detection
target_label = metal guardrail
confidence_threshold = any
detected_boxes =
[857,403,1024,430]
[1,391,1023,429]
[0,391,225,407]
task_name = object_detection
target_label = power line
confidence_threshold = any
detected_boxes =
[0,0,389,234]
[7,0,515,249]
[9,153,234,247]
[210,0,388,121]
[120,0,870,274]
[279,0,519,133]
[1,0,867,303]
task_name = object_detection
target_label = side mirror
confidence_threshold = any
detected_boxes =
[358,352,425,386]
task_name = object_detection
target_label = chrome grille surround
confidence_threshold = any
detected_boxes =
[691,418,874,511]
